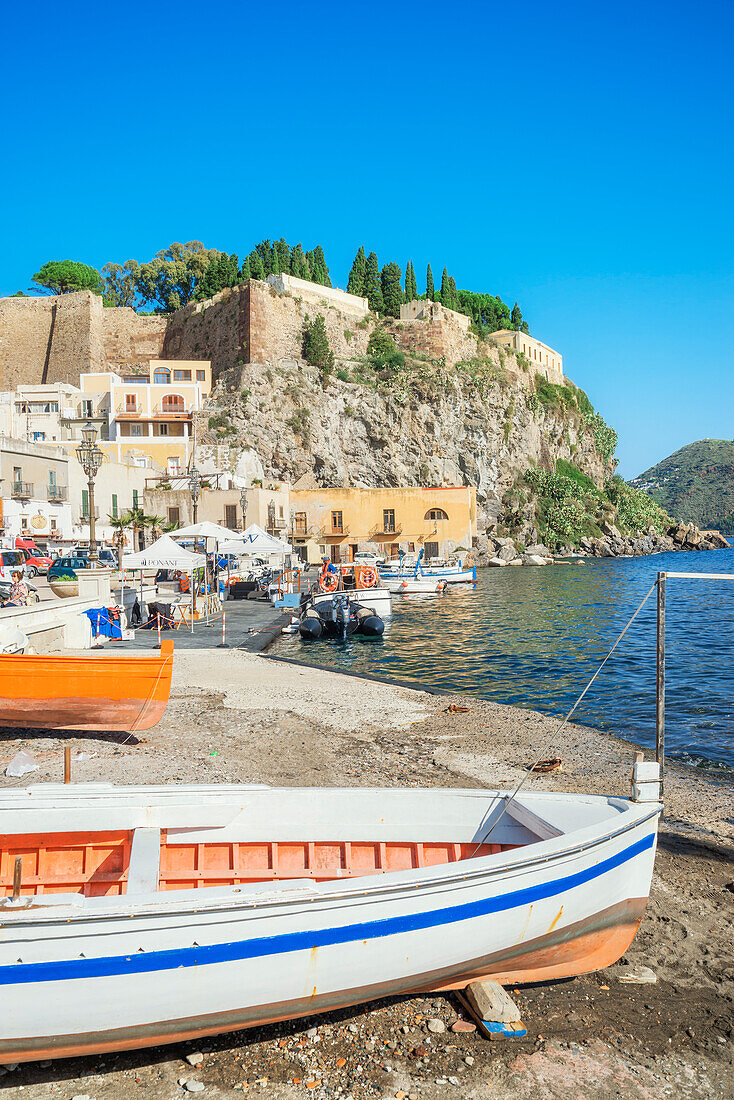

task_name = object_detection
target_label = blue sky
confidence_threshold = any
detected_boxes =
[2,0,732,477]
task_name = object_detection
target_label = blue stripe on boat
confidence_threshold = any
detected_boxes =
[0,832,655,986]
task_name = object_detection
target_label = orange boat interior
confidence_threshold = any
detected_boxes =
[1,830,523,897]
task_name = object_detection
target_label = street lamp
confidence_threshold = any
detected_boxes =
[75,421,104,563]
[239,486,248,531]
[188,465,201,524]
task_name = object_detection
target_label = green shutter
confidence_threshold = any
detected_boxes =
[82,489,89,517]
[133,490,139,509]
[112,494,118,519]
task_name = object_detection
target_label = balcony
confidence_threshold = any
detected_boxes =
[368,522,402,538]
[326,525,350,538]
[11,481,33,500]
[47,485,68,502]
[267,517,288,531]
[80,507,100,520]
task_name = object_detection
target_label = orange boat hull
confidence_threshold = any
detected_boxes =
[0,641,173,733]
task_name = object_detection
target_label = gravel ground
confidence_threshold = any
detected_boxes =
[1,648,732,1100]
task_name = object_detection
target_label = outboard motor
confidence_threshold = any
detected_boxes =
[334,593,351,641]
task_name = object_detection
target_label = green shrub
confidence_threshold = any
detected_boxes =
[367,328,405,371]
[555,458,596,493]
[302,315,334,378]
[336,368,350,382]
[606,475,669,533]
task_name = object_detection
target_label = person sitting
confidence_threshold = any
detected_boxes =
[2,570,30,607]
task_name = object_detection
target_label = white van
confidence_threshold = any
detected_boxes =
[0,549,26,584]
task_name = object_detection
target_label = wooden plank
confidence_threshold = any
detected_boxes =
[127,828,161,895]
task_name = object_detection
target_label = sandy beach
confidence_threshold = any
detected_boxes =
[1,648,732,1100]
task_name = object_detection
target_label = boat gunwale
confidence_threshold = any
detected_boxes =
[0,800,661,926]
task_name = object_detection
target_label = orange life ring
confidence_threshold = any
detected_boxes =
[319,572,339,593]
[358,566,378,589]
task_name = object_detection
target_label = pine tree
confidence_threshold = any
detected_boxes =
[426,263,435,300]
[404,260,417,302]
[302,315,334,378]
[381,262,403,318]
[347,246,367,296]
[511,302,523,330]
[364,252,382,312]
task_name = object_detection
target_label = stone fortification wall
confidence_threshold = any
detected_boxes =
[0,291,166,388]
[163,279,373,383]
[101,306,166,373]
[386,301,478,369]
[266,273,369,317]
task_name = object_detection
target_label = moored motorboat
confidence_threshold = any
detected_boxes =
[394,577,448,595]
[379,550,476,587]
[0,641,174,733]
[0,773,661,1063]
[309,562,392,619]
[300,594,384,640]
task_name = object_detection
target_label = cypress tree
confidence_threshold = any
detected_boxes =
[364,252,382,312]
[439,267,451,305]
[426,263,435,300]
[380,262,403,318]
[248,250,265,280]
[255,240,273,276]
[404,260,417,302]
[448,276,459,311]
[510,302,523,330]
[240,256,251,281]
[290,243,308,279]
[306,245,331,287]
[275,238,290,276]
[347,246,367,296]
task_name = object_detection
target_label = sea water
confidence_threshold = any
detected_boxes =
[272,547,734,770]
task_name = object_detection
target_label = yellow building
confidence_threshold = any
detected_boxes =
[491,330,563,381]
[78,359,211,473]
[289,486,476,564]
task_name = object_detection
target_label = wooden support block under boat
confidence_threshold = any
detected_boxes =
[0,640,174,733]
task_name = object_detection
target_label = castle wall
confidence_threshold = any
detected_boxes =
[0,291,166,389]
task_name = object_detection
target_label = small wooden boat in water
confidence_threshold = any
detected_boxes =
[0,774,660,1062]
[0,640,174,733]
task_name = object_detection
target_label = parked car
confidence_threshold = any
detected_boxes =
[0,549,26,584]
[19,547,52,578]
[69,547,118,567]
[47,556,91,583]
[352,550,386,568]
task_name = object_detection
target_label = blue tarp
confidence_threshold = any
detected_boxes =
[84,607,122,639]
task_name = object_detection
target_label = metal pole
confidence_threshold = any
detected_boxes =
[88,478,98,563]
[656,571,666,791]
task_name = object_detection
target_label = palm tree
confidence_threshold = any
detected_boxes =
[128,507,146,551]
[146,514,166,542]
[107,510,132,573]
[163,519,180,534]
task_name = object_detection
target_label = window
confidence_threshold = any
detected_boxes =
[82,399,93,417]
[294,511,307,535]
[196,370,206,381]
[13,467,22,485]
[225,504,237,529]
[279,505,284,518]
[125,394,137,411]
[173,369,192,381]
[162,394,185,412]
[50,517,57,532]
[82,489,89,517]
[425,541,439,560]
[130,424,144,437]
[383,509,395,532]
[331,510,343,532]
[167,506,180,525]
[158,423,169,436]
[132,490,139,510]
[48,470,56,488]
[167,457,181,474]
[153,367,171,384]
[20,516,28,530]
[112,494,118,519]
[425,508,449,521]
[31,431,45,441]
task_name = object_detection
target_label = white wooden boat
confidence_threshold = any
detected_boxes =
[379,554,476,586]
[386,576,448,595]
[0,778,660,1063]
